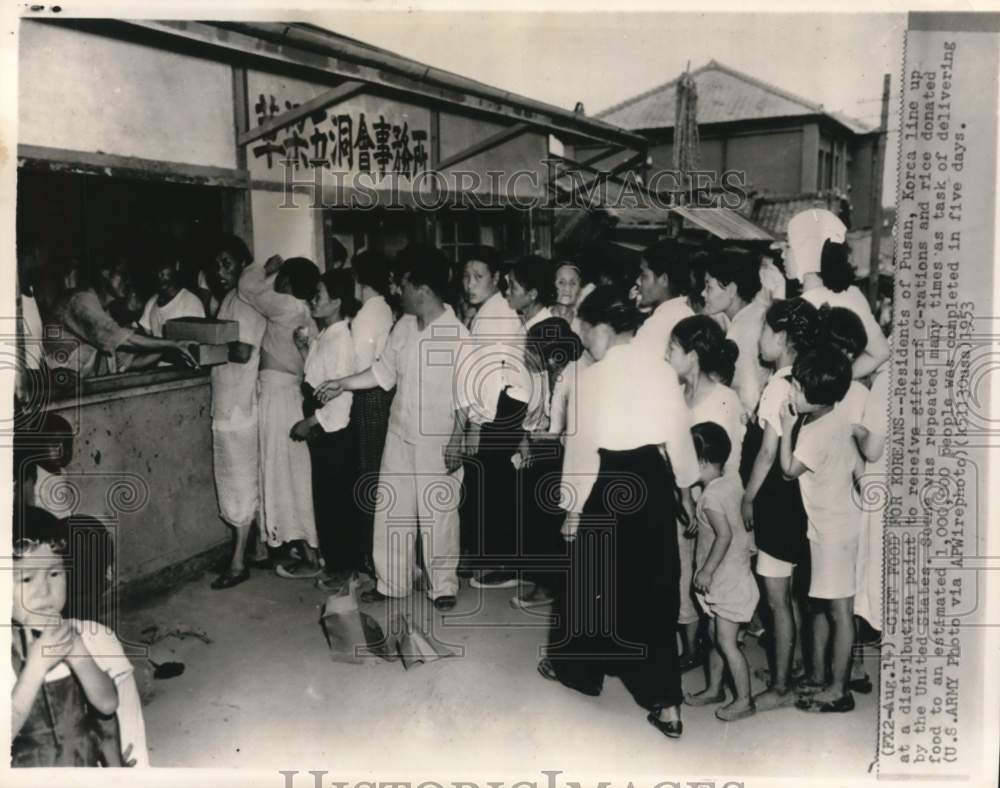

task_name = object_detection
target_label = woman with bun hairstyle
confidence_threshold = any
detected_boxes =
[740,297,820,712]
[668,315,746,670]
[539,286,699,740]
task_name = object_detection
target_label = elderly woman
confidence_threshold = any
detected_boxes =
[551,261,583,334]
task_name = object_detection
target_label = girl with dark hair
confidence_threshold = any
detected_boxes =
[820,305,871,435]
[540,286,699,740]
[739,297,819,713]
[460,246,528,589]
[291,269,363,584]
[11,507,130,767]
[685,422,759,721]
[510,316,584,610]
[668,315,746,670]
[348,252,396,576]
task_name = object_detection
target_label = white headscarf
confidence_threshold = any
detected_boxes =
[785,209,847,281]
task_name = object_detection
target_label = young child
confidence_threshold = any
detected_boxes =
[667,315,744,670]
[778,344,859,713]
[684,421,758,722]
[11,507,144,767]
[820,304,871,438]
[742,297,820,712]
[511,316,584,610]
[24,413,75,520]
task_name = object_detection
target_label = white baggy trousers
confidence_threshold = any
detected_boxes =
[372,431,462,599]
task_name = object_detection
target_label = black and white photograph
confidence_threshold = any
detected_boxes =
[2,2,999,787]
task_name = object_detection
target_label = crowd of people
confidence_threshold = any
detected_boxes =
[11,206,891,765]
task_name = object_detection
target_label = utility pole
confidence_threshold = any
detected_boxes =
[867,73,891,311]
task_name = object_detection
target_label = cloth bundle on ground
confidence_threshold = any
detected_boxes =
[318,576,460,667]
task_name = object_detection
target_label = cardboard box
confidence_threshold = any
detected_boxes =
[163,317,239,345]
[189,343,229,367]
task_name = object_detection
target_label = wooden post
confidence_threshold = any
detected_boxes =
[867,74,891,310]
[231,65,254,256]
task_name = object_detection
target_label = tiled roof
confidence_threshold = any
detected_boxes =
[750,192,849,239]
[596,60,873,134]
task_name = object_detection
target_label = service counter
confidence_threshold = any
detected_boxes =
[43,368,226,587]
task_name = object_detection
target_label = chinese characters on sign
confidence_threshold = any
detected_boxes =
[252,94,430,179]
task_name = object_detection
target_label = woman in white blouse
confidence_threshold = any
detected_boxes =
[539,286,699,740]
[462,246,528,589]
[292,269,361,583]
[348,251,396,576]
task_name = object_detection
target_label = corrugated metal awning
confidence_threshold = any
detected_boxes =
[671,206,774,241]
[605,204,773,241]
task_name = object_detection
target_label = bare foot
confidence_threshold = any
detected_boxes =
[806,687,846,704]
[753,686,796,712]
[684,687,726,706]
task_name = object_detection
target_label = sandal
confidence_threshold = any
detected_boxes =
[537,658,559,682]
[796,693,855,713]
[796,678,827,695]
[647,707,683,739]
[275,560,323,580]
[210,568,249,590]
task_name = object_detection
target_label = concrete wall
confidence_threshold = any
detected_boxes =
[438,112,550,199]
[46,378,224,585]
[252,189,323,266]
[727,131,803,194]
[19,20,235,169]
[649,131,801,195]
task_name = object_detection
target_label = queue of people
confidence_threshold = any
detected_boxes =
[11,207,891,765]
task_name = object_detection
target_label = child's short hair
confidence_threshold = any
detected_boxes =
[819,304,868,360]
[14,505,67,559]
[691,421,732,467]
[792,344,853,406]
[279,257,321,301]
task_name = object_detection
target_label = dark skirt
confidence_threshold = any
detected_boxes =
[547,445,683,711]
[461,390,526,568]
[351,387,394,567]
[740,418,809,566]
[309,426,361,571]
[519,436,568,588]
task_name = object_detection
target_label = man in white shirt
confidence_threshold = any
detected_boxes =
[702,249,769,414]
[633,239,695,359]
[208,236,268,590]
[316,245,469,611]
[140,254,205,336]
